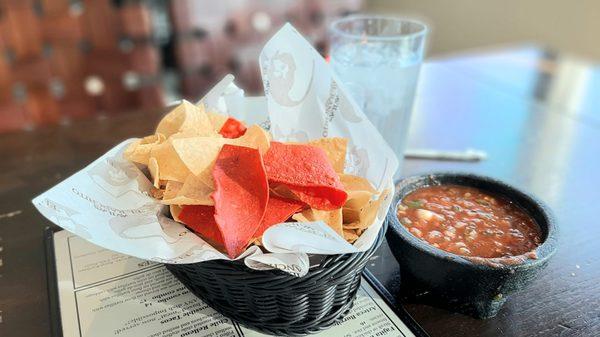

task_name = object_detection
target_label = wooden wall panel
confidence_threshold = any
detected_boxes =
[0,0,164,133]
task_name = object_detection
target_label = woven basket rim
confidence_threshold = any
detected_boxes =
[184,221,388,278]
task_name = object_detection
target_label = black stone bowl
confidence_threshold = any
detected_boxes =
[385,173,558,318]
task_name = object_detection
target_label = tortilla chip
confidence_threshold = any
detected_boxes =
[363,194,384,226]
[171,137,227,177]
[170,125,270,179]
[150,186,164,199]
[253,195,305,239]
[263,142,347,210]
[342,221,363,230]
[149,140,191,182]
[166,125,271,189]
[308,138,348,173]
[292,208,344,237]
[340,173,378,227]
[340,174,376,193]
[207,110,228,131]
[347,194,384,231]
[291,212,310,223]
[177,205,225,251]
[236,125,270,155]
[344,189,374,212]
[219,117,247,138]
[156,100,216,137]
[343,229,359,243]
[212,144,269,258]
[162,181,181,199]
[161,174,214,206]
[123,134,166,165]
[170,204,182,221]
[342,207,361,224]
[148,157,160,188]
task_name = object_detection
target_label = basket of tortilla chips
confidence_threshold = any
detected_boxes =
[32,25,398,336]
[123,100,389,335]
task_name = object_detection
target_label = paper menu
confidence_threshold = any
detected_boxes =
[52,230,415,337]
[54,231,413,337]
[32,23,399,275]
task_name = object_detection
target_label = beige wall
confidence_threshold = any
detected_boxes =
[367,0,600,60]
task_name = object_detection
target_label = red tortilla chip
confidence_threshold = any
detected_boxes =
[177,205,224,250]
[219,117,247,139]
[212,144,269,258]
[254,195,305,239]
[263,142,347,210]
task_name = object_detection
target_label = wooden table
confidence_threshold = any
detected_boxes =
[1,47,599,336]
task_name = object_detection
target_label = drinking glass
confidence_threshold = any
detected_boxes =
[329,15,428,170]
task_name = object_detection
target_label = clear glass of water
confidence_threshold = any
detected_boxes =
[329,15,428,169]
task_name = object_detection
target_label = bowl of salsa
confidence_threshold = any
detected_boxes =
[386,173,557,318]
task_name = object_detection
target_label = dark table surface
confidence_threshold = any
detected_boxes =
[1,47,599,337]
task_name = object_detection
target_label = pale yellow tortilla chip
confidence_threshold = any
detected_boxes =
[170,205,183,222]
[171,137,228,177]
[170,125,271,188]
[156,100,216,138]
[162,180,183,200]
[308,137,348,172]
[236,124,271,155]
[336,173,385,237]
[293,208,344,237]
[173,125,271,175]
[340,174,377,225]
[123,134,166,165]
[291,212,310,223]
[342,221,363,230]
[344,189,374,211]
[149,140,191,182]
[148,157,160,188]
[207,110,228,131]
[161,174,214,206]
[340,174,376,193]
[342,207,361,224]
[343,229,359,243]
[357,194,384,230]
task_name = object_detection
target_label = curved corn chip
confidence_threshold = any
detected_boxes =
[162,181,183,199]
[308,137,348,173]
[166,125,271,189]
[149,140,191,182]
[340,174,376,193]
[161,174,214,206]
[148,157,160,188]
[123,134,165,165]
[170,204,183,222]
[292,208,343,237]
[343,229,359,243]
[207,110,228,131]
[236,125,271,155]
[156,100,216,137]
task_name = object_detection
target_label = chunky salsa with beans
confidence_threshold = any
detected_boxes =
[397,185,542,258]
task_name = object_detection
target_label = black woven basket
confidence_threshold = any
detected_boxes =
[166,221,387,336]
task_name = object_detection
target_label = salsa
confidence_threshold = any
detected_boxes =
[397,185,542,258]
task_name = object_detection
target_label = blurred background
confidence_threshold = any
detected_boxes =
[0,0,597,133]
